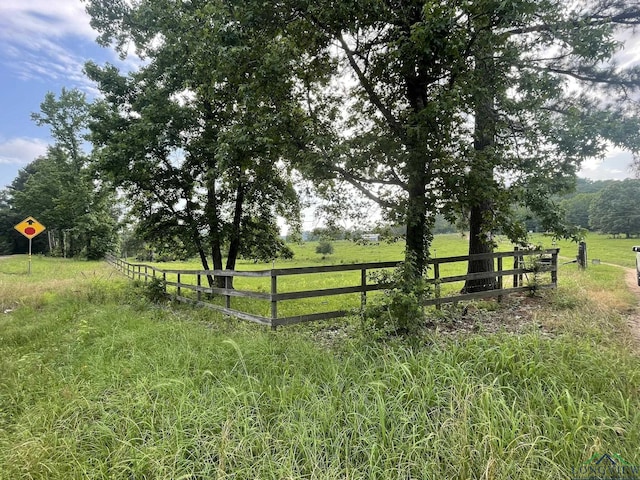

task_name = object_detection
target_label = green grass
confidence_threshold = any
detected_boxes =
[531,232,640,269]
[1,238,640,479]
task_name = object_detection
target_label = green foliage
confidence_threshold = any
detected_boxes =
[315,240,334,256]
[362,256,431,337]
[0,190,24,255]
[85,0,304,274]
[4,89,118,258]
[589,179,640,238]
[239,217,294,263]
[521,253,549,296]
[560,193,595,230]
[140,277,167,304]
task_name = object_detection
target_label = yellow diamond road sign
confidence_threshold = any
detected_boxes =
[14,216,46,240]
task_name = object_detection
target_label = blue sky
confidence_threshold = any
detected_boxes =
[0,0,125,189]
[0,1,639,192]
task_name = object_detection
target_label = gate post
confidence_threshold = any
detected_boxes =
[578,242,587,269]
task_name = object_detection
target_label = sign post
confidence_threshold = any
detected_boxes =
[14,216,46,274]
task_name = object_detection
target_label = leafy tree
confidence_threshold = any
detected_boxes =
[561,193,596,230]
[9,89,118,259]
[85,0,305,286]
[458,0,640,291]
[283,0,640,291]
[573,178,618,196]
[589,179,640,238]
[0,189,26,255]
[31,88,88,164]
[239,217,294,263]
[284,0,472,277]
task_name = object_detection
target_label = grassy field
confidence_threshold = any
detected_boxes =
[131,232,624,319]
[539,233,640,269]
[1,235,640,479]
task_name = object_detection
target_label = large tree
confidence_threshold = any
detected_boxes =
[276,0,640,288]
[285,0,473,276]
[85,0,308,285]
[459,0,640,291]
[561,193,596,230]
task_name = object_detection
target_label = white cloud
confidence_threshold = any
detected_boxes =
[0,137,49,165]
[578,148,637,180]
[0,1,96,41]
[0,0,119,90]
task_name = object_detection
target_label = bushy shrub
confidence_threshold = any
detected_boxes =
[362,256,431,337]
[315,241,334,256]
[142,277,167,303]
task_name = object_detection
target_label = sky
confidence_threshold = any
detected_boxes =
[0,1,639,193]
[0,0,125,189]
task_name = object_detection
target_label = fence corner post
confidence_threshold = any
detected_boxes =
[433,261,441,310]
[578,242,587,270]
[513,247,520,287]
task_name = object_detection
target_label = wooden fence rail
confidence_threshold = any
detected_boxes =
[105,248,559,328]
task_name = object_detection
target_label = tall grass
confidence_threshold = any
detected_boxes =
[1,247,640,479]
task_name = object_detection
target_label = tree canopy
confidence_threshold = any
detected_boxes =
[85,0,310,283]
[4,0,640,302]
[589,179,640,238]
[264,0,640,282]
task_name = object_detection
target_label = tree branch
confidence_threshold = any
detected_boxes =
[335,32,404,138]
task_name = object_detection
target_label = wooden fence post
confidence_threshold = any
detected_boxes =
[578,242,587,269]
[225,275,231,309]
[197,273,202,302]
[552,249,559,286]
[361,268,367,310]
[270,272,278,329]
[177,273,181,297]
[497,257,503,302]
[513,247,520,287]
[433,261,441,310]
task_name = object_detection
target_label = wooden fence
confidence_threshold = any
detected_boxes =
[105,248,559,328]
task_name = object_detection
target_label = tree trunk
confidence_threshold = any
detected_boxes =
[403,63,433,278]
[464,34,498,293]
[202,101,225,288]
[203,166,224,287]
[185,198,214,287]
[405,163,428,276]
[465,203,497,293]
[224,179,245,289]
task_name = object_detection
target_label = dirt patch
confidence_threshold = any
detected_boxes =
[311,294,552,348]
[313,268,640,347]
[424,294,552,337]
